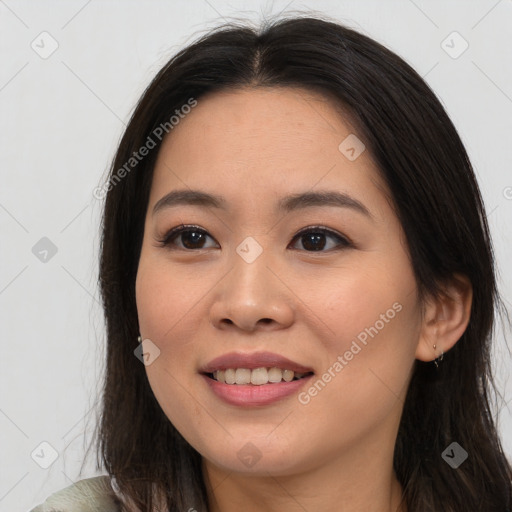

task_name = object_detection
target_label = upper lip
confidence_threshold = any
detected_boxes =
[201,351,315,374]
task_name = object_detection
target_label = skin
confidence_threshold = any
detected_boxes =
[135,87,472,512]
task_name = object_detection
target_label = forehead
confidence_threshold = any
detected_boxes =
[148,87,388,212]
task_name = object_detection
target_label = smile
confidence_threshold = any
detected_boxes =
[207,367,313,385]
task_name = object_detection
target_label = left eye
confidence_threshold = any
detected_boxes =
[157,225,351,252]
[288,227,351,252]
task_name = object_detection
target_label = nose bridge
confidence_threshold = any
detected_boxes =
[209,236,294,330]
[232,236,271,296]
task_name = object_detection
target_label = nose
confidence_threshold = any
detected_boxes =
[209,246,295,333]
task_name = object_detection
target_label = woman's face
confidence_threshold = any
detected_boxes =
[135,87,424,477]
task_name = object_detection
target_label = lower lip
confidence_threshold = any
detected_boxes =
[201,373,314,407]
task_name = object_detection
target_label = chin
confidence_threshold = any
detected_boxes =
[199,436,311,477]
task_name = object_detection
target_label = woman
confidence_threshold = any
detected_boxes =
[31,14,512,512]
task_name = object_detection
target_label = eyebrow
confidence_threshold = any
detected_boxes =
[152,189,373,219]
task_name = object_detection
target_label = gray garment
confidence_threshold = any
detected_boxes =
[29,476,121,512]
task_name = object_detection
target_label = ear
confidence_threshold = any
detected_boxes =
[415,273,473,362]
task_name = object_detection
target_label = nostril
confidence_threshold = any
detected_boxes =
[219,318,273,329]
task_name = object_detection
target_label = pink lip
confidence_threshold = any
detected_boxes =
[201,373,315,407]
[201,351,314,373]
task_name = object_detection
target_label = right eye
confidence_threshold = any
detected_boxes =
[156,224,219,250]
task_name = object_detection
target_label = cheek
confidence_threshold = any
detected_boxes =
[135,259,202,431]
[135,257,202,349]
[298,294,419,451]
[310,251,421,399]
[307,266,420,411]
[315,260,417,348]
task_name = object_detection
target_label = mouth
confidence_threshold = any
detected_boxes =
[200,351,315,386]
[203,367,315,385]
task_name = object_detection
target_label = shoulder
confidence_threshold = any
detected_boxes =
[29,475,121,512]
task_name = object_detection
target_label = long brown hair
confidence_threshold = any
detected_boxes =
[87,14,512,511]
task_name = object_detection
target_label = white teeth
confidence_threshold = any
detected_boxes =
[250,367,268,385]
[224,368,236,384]
[235,368,251,385]
[282,369,294,382]
[211,367,311,385]
[268,367,283,383]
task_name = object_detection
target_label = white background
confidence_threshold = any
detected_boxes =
[0,1,511,511]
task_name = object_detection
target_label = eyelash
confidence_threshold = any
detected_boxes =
[156,224,352,252]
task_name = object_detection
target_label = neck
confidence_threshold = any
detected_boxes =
[202,439,406,512]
